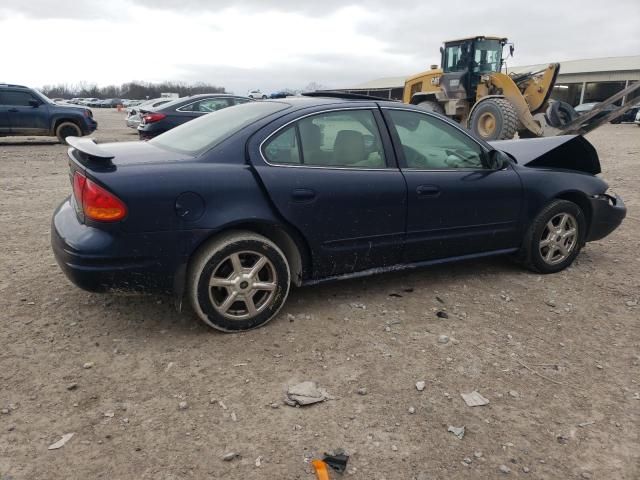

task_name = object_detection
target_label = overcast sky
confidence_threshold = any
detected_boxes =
[1,0,638,95]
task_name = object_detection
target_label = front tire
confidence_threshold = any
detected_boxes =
[520,200,586,274]
[56,122,82,144]
[417,100,445,115]
[188,231,291,332]
[469,98,518,140]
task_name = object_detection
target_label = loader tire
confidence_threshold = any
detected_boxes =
[469,98,518,140]
[546,100,578,128]
[417,100,445,116]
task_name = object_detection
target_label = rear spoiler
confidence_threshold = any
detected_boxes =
[66,136,115,160]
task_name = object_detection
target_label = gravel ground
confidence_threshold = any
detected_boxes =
[0,110,638,480]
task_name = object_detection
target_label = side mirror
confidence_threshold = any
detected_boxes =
[487,150,509,170]
[29,99,40,107]
[509,45,515,57]
[439,46,444,55]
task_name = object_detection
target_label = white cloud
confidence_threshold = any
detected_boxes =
[1,0,638,95]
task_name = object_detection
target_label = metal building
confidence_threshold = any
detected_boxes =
[340,55,640,107]
[510,55,640,106]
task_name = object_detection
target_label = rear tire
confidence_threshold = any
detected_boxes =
[417,100,445,115]
[188,231,291,332]
[469,98,518,140]
[519,200,586,274]
[545,100,578,128]
[56,122,82,144]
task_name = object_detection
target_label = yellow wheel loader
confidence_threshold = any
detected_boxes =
[403,36,566,140]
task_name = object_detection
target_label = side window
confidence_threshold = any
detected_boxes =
[194,98,232,112]
[300,110,385,167]
[1,91,38,106]
[263,110,386,168]
[388,109,485,170]
[263,126,300,165]
[233,98,252,105]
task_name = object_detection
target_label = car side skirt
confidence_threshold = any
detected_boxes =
[300,247,519,286]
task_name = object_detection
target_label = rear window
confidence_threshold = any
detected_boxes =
[149,102,289,155]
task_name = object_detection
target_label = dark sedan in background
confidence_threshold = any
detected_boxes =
[137,94,252,139]
[53,95,625,332]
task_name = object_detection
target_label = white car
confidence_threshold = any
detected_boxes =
[79,98,99,106]
[247,89,267,99]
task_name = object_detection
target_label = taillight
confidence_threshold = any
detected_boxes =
[72,171,86,206]
[142,112,166,124]
[72,171,127,222]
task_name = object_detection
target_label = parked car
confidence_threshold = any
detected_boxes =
[137,94,252,139]
[269,91,293,99]
[99,99,123,108]
[81,98,100,107]
[126,97,173,129]
[0,83,97,143]
[52,95,626,332]
[247,89,267,99]
[617,104,640,123]
[574,101,621,123]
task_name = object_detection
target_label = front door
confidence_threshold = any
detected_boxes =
[0,90,50,135]
[250,107,406,279]
[382,107,522,262]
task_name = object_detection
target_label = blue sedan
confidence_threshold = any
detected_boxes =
[51,94,626,331]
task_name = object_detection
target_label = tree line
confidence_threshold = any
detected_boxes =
[39,81,226,99]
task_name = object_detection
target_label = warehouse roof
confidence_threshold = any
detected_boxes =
[509,55,640,75]
[346,76,409,90]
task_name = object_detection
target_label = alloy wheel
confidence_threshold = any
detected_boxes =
[539,213,578,265]
[208,251,277,320]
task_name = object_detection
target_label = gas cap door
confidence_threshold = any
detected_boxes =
[175,192,205,222]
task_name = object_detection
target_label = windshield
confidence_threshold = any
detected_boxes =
[150,101,290,155]
[34,90,54,105]
[473,39,502,73]
[443,39,503,73]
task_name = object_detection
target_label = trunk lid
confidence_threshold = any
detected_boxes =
[489,135,601,175]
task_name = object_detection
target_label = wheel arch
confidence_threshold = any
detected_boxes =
[187,220,311,288]
[554,190,593,233]
[52,116,82,134]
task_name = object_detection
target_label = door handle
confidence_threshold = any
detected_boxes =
[291,188,316,202]
[416,185,441,197]
[8,108,18,113]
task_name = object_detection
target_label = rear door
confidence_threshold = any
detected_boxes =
[0,90,10,134]
[382,107,522,262]
[1,90,50,134]
[249,106,407,279]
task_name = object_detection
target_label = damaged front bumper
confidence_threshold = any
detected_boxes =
[586,193,626,242]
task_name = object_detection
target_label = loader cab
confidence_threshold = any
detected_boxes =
[440,36,507,100]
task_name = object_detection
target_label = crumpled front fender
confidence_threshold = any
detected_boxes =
[489,135,600,175]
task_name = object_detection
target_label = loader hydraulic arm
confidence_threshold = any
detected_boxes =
[519,63,560,113]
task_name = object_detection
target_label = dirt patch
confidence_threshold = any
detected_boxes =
[0,111,638,479]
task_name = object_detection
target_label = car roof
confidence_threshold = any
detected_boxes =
[263,95,402,109]
[153,93,250,110]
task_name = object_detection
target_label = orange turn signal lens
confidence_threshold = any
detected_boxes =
[311,459,330,480]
